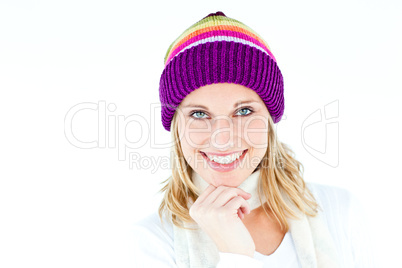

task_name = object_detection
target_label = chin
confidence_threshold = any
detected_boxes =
[209,171,248,187]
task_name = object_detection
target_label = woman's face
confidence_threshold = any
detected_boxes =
[177,82,270,187]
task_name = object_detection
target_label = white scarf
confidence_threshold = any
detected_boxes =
[172,169,342,268]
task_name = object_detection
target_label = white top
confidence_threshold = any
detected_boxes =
[132,182,378,268]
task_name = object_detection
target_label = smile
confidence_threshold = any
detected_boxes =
[200,149,248,172]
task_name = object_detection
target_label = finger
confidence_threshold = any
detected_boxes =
[240,206,248,216]
[237,188,252,199]
[195,184,217,204]
[212,187,251,208]
[200,185,231,206]
[238,208,244,220]
[224,196,251,216]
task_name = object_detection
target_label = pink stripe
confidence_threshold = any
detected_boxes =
[165,30,276,66]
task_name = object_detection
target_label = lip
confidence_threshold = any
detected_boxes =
[200,149,248,172]
[200,149,247,157]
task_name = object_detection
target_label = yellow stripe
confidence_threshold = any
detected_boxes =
[164,15,271,64]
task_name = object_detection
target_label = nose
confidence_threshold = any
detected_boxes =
[210,116,235,150]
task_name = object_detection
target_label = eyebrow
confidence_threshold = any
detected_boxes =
[182,100,259,109]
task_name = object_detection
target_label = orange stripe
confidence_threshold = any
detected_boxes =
[169,24,270,57]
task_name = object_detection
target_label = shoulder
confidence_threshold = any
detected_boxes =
[305,181,355,215]
[304,182,357,236]
[304,182,377,267]
[305,181,351,201]
[305,181,371,233]
[305,182,371,247]
[304,181,367,223]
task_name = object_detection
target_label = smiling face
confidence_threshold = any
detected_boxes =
[176,82,270,187]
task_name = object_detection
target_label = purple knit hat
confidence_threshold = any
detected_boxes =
[159,11,284,132]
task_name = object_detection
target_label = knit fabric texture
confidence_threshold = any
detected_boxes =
[159,11,284,132]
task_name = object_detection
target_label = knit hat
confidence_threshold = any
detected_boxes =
[159,11,284,132]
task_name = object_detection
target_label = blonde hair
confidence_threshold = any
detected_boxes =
[158,109,320,232]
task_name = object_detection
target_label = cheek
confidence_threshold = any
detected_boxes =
[242,117,268,149]
[181,120,210,149]
[179,133,209,172]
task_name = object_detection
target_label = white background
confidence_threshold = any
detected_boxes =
[1,0,401,267]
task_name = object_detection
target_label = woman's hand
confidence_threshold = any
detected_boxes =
[189,184,256,258]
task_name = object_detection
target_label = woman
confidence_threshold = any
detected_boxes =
[133,11,376,268]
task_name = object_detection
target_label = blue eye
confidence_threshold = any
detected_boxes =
[189,107,254,120]
[191,111,207,119]
[236,108,252,116]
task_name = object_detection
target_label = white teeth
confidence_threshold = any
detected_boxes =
[205,151,244,164]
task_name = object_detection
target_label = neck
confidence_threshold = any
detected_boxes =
[191,169,266,211]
